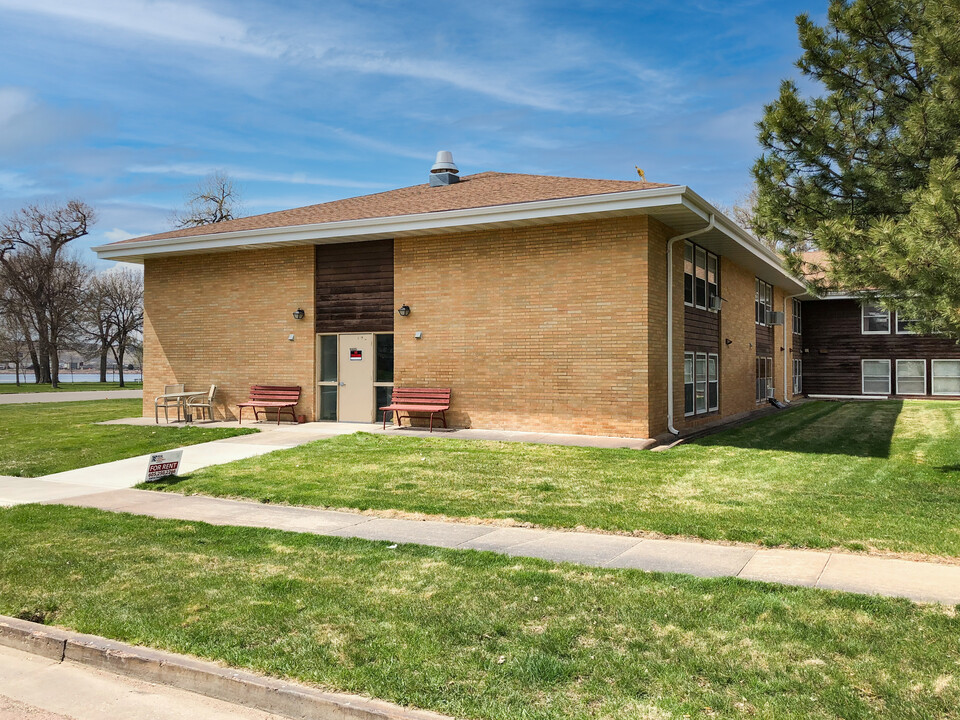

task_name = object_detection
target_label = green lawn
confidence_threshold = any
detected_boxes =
[0,381,142,394]
[0,399,254,477]
[1,505,958,720]
[146,400,960,559]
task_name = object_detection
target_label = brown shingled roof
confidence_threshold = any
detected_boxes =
[109,171,674,246]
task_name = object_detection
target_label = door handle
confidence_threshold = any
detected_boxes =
[339,382,346,386]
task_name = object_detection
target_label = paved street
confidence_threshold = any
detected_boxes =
[0,645,287,720]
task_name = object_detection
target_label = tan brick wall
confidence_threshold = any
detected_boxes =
[716,257,760,420]
[645,217,674,436]
[142,247,315,422]
[663,251,798,434]
[394,216,653,437]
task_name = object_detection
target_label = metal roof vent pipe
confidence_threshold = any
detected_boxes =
[429,150,459,186]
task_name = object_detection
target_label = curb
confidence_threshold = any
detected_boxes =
[0,615,450,720]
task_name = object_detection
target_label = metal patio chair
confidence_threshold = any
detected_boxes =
[154,383,184,424]
[186,384,217,423]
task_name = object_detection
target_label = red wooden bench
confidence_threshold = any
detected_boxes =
[237,385,301,425]
[380,388,451,431]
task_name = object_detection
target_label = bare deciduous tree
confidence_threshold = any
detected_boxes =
[81,272,117,383]
[102,267,143,388]
[173,171,243,228]
[0,201,95,387]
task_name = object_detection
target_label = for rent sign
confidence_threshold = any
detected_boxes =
[145,450,183,482]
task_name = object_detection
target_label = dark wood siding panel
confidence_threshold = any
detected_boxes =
[802,298,960,396]
[684,306,719,351]
[755,324,774,356]
[315,239,394,333]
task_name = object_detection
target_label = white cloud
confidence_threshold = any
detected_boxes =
[0,0,673,115]
[128,163,389,189]
[0,0,280,56]
[0,170,41,196]
[103,228,136,242]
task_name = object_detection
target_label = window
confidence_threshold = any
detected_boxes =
[685,351,719,416]
[896,359,926,395]
[695,247,707,308]
[683,241,719,310]
[862,359,891,395]
[374,334,395,422]
[792,298,802,334]
[793,358,802,395]
[755,279,773,325]
[895,312,917,334]
[695,352,708,413]
[707,254,718,309]
[932,360,960,396]
[708,354,719,411]
[317,335,338,421]
[755,356,773,402]
[861,304,890,334]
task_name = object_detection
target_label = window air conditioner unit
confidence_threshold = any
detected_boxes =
[766,310,785,326]
[708,295,724,312]
[766,387,776,399]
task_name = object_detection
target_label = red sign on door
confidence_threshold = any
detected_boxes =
[349,348,362,360]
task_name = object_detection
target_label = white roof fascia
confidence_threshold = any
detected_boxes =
[93,183,807,292]
[93,185,687,261]
[677,189,807,294]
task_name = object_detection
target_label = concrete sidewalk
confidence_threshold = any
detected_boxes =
[0,423,365,507]
[0,389,142,404]
[54,489,960,605]
[1,419,653,508]
[103,416,658,449]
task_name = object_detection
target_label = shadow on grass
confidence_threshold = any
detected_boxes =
[691,400,903,459]
[139,474,191,490]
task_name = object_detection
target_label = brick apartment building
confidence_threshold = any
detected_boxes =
[95,155,808,439]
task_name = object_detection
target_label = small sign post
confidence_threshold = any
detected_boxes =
[145,449,183,482]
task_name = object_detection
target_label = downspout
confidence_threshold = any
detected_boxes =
[665,213,716,436]
[782,292,805,403]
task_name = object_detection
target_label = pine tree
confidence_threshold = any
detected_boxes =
[753,0,960,334]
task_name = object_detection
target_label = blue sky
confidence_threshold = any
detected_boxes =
[0,0,821,264]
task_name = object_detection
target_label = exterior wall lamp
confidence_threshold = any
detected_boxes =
[292,308,305,320]
[397,304,411,317]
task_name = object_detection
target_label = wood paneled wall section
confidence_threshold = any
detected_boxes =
[755,324,774,356]
[315,239,394,333]
[684,306,719,352]
[802,298,960,396]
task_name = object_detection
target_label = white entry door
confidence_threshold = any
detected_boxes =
[338,333,375,422]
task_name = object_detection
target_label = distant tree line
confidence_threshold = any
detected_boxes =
[0,173,242,388]
[0,201,143,388]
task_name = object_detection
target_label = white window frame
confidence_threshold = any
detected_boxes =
[895,359,926,396]
[861,304,891,334]
[861,359,891,395]
[707,353,719,412]
[792,298,802,335]
[895,311,917,335]
[755,355,773,403]
[683,352,695,416]
[756,279,773,326]
[792,358,802,395]
[931,359,960,397]
[683,243,694,308]
[695,352,708,414]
